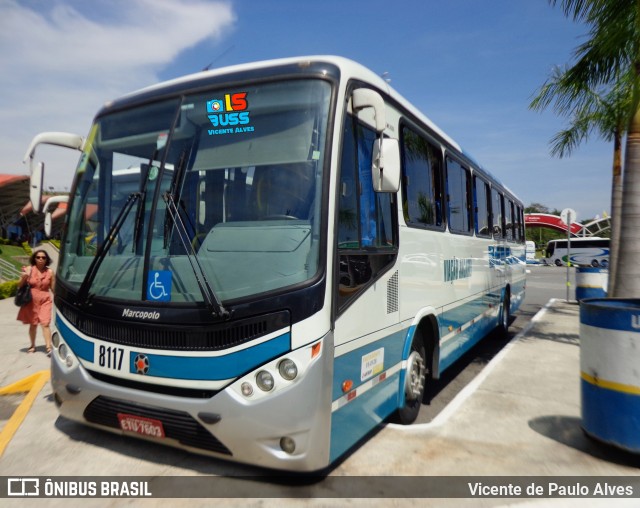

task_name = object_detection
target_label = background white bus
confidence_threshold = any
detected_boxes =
[26,56,526,472]
[544,237,610,267]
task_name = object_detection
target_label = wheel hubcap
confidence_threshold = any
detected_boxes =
[405,351,426,400]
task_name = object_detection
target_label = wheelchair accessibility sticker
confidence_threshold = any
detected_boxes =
[147,270,171,302]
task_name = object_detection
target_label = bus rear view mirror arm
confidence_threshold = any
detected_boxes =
[22,132,84,213]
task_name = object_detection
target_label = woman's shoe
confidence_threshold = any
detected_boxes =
[27,346,36,353]
[46,347,52,357]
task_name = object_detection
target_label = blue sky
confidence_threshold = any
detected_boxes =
[0,0,613,221]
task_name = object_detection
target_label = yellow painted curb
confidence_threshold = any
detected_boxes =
[0,370,50,457]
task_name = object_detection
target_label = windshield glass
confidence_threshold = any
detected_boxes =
[59,79,331,304]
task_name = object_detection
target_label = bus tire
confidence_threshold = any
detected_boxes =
[395,331,427,425]
[498,290,510,338]
[555,259,562,267]
[591,259,599,267]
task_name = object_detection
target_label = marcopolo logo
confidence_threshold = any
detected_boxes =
[122,309,161,320]
[206,92,253,134]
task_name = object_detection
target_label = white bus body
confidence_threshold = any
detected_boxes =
[27,56,526,472]
[544,237,610,267]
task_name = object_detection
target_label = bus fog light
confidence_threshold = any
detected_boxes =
[58,343,73,367]
[280,436,296,454]
[256,370,274,392]
[52,332,59,348]
[278,359,298,381]
[58,343,68,361]
[241,382,253,397]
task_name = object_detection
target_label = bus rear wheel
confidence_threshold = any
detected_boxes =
[394,333,427,425]
[498,290,511,338]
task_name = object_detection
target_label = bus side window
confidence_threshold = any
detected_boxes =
[337,114,397,311]
[445,157,472,234]
[491,188,504,238]
[400,125,443,229]
[505,199,514,241]
[474,176,491,237]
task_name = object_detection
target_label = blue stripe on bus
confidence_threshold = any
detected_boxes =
[56,312,291,381]
[329,291,515,461]
[580,299,640,333]
[129,332,290,380]
[330,367,401,462]
[331,329,406,401]
[56,314,94,362]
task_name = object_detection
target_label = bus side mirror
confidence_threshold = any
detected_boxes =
[30,162,44,213]
[352,88,401,193]
[42,195,69,237]
[23,131,84,213]
[372,138,400,193]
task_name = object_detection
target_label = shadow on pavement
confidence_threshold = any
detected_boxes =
[529,415,640,469]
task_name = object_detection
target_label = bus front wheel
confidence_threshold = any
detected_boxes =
[395,332,427,425]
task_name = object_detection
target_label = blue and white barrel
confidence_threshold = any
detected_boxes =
[575,267,607,301]
[580,298,640,452]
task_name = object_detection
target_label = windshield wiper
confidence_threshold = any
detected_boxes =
[76,192,141,307]
[162,191,230,319]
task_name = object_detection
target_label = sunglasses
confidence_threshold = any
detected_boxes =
[35,256,47,259]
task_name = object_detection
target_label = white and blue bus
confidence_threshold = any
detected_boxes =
[544,237,610,267]
[25,56,525,472]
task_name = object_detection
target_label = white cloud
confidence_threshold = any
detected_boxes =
[0,0,235,187]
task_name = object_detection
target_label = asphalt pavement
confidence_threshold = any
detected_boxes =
[1,263,639,505]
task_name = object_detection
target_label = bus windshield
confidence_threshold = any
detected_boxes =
[58,79,331,305]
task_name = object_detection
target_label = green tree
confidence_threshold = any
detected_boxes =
[536,0,640,296]
[530,65,632,290]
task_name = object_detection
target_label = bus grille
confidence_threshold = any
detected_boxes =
[86,369,218,399]
[58,301,289,351]
[83,396,232,456]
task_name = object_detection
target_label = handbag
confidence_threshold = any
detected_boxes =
[14,282,32,307]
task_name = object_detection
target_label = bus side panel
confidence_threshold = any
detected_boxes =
[329,328,407,462]
[437,292,501,373]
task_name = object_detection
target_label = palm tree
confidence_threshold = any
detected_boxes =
[539,0,640,297]
[530,66,633,292]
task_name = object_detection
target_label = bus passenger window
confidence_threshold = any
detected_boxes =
[491,188,504,238]
[446,157,472,234]
[400,126,443,228]
[474,176,491,237]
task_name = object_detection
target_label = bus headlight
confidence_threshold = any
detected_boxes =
[256,370,274,392]
[278,359,298,381]
[57,343,73,367]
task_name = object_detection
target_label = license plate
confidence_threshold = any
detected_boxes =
[117,413,165,438]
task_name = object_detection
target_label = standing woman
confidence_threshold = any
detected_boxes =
[17,249,55,354]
